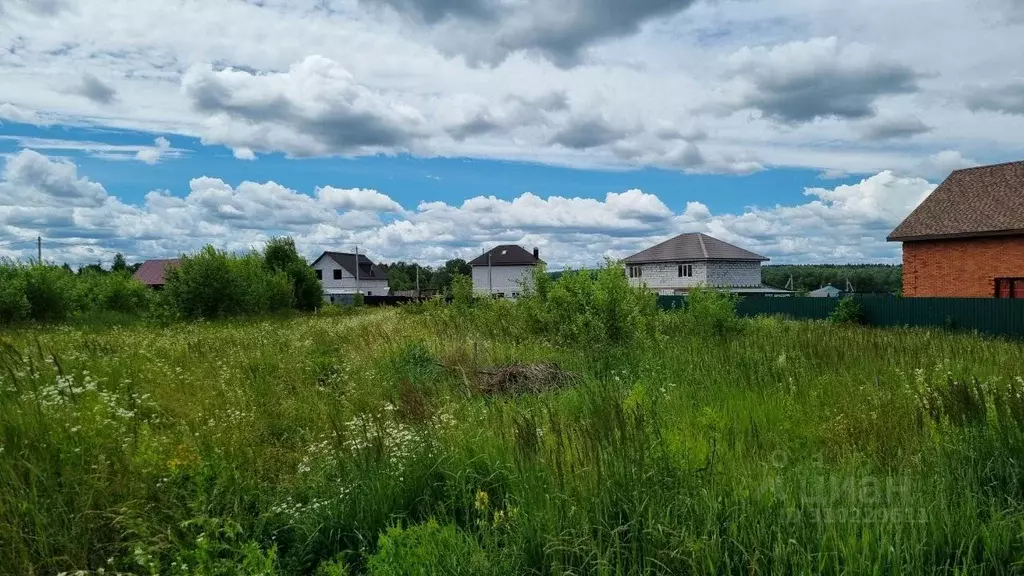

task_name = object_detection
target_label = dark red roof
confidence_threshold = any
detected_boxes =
[888,161,1024,241]
[133,259,181,286]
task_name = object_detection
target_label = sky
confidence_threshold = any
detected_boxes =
[1,0,1022,269]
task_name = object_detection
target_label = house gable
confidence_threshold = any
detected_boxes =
[888,160,1024,242]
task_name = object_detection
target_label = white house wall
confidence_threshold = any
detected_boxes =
[627,261,761,294]
[705,261,761,287]
[313,259,390,298]
[472,265,535,297]
[627,262,708,291]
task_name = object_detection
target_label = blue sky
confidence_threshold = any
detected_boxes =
[0,121,839,213]
[2,0,1022,268]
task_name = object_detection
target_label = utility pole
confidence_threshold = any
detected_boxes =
[488,252,492,296]
[415,265,420,297]
[37,236,41,264]
[354,245,360,295]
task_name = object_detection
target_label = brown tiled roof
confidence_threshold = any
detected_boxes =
[623,233,767,264]
[133,259,181,286]
[469,245,544,267]
[888,161,1024,241]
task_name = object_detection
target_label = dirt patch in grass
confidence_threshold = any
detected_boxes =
[474,362,579,395]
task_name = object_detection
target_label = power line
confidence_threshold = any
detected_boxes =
[0,239,38,247]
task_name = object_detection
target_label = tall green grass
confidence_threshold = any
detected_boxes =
[2,285,1024,574]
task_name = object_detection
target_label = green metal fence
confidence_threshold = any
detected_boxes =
[657,295,1024,339]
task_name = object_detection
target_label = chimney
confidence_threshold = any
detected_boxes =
[533,247,539,260]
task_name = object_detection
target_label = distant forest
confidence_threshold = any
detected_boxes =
[762,264,902,294]
[379,259,473,293]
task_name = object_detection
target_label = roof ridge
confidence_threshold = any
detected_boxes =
[696,233,709,259]
[950,159,1024,174]
[888,159,1024,241]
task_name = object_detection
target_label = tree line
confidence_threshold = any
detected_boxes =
[378,259,473,293]
[0,238,321,324]
[762,264,903,294]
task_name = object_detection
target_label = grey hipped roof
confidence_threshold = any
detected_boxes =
[623,233,768,264]
[313,252,388,280]
[469,245,543,267]
[888,160,1024,242]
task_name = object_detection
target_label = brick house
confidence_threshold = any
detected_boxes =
[888,161,1024,298]
[623,233,789,295]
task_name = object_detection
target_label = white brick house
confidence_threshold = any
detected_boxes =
[470,245,543,299]
[311,251,390,303]
[623,233,789,295]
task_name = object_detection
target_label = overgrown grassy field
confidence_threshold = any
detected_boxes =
[3,288,1024,574]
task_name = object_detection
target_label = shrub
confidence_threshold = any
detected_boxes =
[450,274,473,308]
[684,287,741,337]
[76,270,151,316]
[315,556,352,576]
[481,260,659,348]
[829,296,864,324]
[0,263,30,323]
[1,236,321,324]
[163,246,240,319]
[23,264,77,322]
[544,268,600,345]
[265,236,323,311]
[164,246,308,319]
[367,521,493,576]
[231,253,294,314]
[290,261,324,312]
[593,259,658,346]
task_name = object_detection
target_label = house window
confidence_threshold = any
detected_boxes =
[629,265,642,279]
[995,278,1024,299]
[315,269,322,280]
[678,264,693,278]
[329,296,335,303]
[366,291,372,296]
[333,269,342,280]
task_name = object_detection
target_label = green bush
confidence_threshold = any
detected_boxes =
[684,287,741,337]
[232,253,294,314]
[368,521,493,576]
[265,237,323,311]
[0,263,30,323]
[829,296,864,324]
[163,246,307,319]
[450,274,474,308]
[75,270,151,316]
[290,261,324,312]
[23,264,77,322]
[511,260,658,348]
[163,246,240,319]
[0,236,321,324]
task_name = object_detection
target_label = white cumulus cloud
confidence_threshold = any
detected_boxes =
[0,150,950,268]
